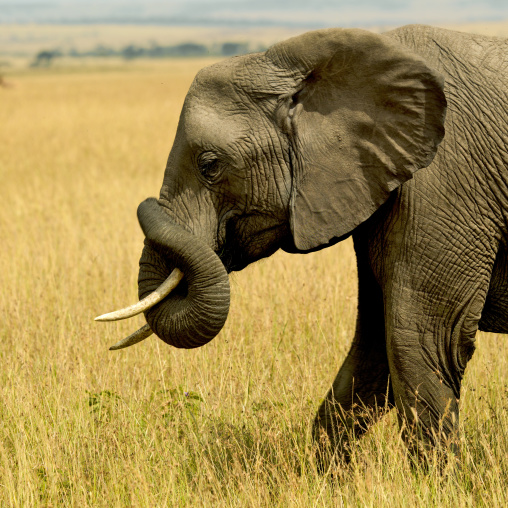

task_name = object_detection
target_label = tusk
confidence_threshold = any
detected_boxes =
[95,268,184,322]
[109,323,153,350]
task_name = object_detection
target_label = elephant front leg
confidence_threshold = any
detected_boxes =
[387,330,462,462]
[313,241,393,467]
[385,283,487,463]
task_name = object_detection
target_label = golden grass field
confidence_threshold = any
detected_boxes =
[0,49,507,505]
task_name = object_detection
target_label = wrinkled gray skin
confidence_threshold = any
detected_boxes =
[134,25,508,461]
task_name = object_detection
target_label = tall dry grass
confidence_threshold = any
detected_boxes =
[0,59,507,506]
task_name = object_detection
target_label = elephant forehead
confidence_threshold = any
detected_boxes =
[191,53,295,97]
[182,58,263,147]
[182,102,249,149]
[190,60,239,100]
[188,56,279,105]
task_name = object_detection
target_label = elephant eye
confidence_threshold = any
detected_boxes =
[197,152,222,181]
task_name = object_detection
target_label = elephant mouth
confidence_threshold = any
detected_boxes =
[217,212,290,272]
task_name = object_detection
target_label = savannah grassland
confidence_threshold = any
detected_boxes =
[1,29,508,506]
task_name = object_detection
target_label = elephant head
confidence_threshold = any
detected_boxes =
[97,28,446,350]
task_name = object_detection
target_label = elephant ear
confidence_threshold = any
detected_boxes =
[265,28,446,252]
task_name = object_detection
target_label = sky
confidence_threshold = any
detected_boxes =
[1,0,508,27]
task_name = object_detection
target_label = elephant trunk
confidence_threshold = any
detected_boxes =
[137,198,230,348]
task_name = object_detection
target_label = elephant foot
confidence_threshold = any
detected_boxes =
[397,410,462,473]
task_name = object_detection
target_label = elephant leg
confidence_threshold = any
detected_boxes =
[384,270,490,462]
[313,235,393,465]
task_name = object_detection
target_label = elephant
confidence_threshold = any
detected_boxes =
[97,25,508,462]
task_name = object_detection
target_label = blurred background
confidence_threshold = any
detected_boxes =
[1,0,508,70]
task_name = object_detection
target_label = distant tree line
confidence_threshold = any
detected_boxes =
[31,41,260,66]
